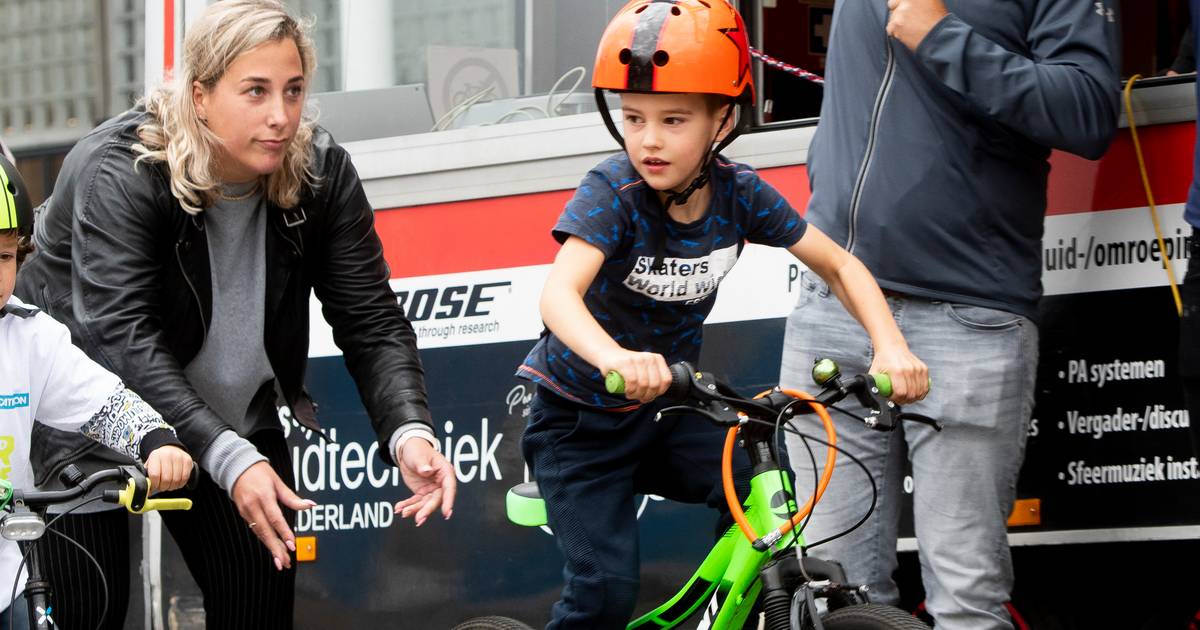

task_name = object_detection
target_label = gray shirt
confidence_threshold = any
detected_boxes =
[184,182,275,431]
[184,182,274,491]
[184,183,439,491]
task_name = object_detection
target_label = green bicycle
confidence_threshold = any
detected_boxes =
[455,359,935,630]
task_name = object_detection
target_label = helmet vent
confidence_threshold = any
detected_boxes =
[670,6,681,15]
[635,4,648,13]
[653,50,670,66]
[619,48,633,65]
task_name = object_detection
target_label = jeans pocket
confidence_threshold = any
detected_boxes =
[795,270,829,310]
[944,302,1022,332]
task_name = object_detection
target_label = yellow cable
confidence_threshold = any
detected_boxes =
[1123,74,1183,316]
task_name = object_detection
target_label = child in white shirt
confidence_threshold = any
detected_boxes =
[0,155,193,624]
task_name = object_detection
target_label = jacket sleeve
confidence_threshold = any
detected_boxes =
[68,145,232,455]
[311,144,433,466]
[914,1,1121,159]
[28,313,182,461]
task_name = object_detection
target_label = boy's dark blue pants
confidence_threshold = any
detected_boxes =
[522,387,763,630]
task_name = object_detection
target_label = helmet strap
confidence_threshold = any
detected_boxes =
[596,89,625,148]
[665,101,740,207]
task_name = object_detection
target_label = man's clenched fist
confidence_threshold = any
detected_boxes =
[886,0,949,51]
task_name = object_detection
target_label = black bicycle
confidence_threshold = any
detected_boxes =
[0,464,196,630]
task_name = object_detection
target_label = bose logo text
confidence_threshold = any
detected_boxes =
[395,282,511,322]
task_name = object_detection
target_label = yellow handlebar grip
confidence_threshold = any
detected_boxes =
[140,498,193,512]
[117,481,194,513]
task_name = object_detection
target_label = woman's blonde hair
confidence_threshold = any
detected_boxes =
[133,0,318,214]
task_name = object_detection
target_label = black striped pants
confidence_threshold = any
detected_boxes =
[37,430,296,629]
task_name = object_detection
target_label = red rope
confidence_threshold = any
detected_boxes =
[749,46,824,85]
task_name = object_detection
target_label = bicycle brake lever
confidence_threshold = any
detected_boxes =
[852,380,900,432]
[656,404,741,427]
[120,465,150,512]
[897,412,943,431]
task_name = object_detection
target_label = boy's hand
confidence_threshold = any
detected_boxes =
[393,439,456,526]
[886,0,949,51]
[600,350,671,403]
[868,344,930,405]
[145,445,193,493]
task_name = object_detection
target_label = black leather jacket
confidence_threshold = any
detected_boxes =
[17,108,432,480]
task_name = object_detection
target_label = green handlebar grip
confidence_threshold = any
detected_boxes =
[605,371,626,394]
[870,374,933,399]
[870,373,893,398]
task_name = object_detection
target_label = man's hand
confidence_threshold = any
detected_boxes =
[393,439,456,526]
[145,445,193,493]
[886,0,949,52]
[231,461,316,571]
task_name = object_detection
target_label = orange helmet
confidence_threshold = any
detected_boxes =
[593,0,754,102]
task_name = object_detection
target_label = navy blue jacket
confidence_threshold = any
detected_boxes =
[807,0,1121,320]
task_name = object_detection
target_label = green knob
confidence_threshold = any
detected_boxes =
[812,358,839,386]
[605,371,626,394]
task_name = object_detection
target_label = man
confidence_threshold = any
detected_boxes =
[781,1,1120,628]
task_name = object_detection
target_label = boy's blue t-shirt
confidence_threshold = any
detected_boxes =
[517,152,807,408]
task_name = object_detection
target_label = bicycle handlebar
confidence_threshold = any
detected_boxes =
[605,360,895,399]
[605,359,904,429]
[605,358,939,434]
[1,464,199,515]
[604,359,939,551]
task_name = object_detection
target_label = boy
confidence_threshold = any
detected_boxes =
[0,155,193,627]
[516,2,929,628]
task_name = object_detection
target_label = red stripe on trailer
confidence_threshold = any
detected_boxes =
[375,164,811,278]
[371,119,1196,280]
[374,189,571,279]
[1047,122,1195,215]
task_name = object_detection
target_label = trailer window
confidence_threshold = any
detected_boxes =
[744,0,1196,131]
[1120,0,1192,80]
[287,0,627,138]
[743,0,829,128]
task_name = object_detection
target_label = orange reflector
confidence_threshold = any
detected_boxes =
[296,536,317,562]
[1007,498,1041,527]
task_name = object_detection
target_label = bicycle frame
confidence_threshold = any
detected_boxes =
[628,440,797,630]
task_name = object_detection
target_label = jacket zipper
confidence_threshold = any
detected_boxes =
[176,237,208,338]
[845,35,897,254]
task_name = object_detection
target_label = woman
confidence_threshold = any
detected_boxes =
[16,2,455,627]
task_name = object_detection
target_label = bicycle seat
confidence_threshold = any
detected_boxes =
[506,482,547,527]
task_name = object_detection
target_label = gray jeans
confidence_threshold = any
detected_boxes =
[780,272,1037,630]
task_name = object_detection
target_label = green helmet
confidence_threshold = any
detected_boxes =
[0,155,31,238]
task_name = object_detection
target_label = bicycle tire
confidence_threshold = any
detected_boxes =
[820,603,930,629]
[450,616,536,630]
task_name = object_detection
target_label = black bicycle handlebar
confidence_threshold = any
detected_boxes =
[607,359,940,432]
[6,463,199,514]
